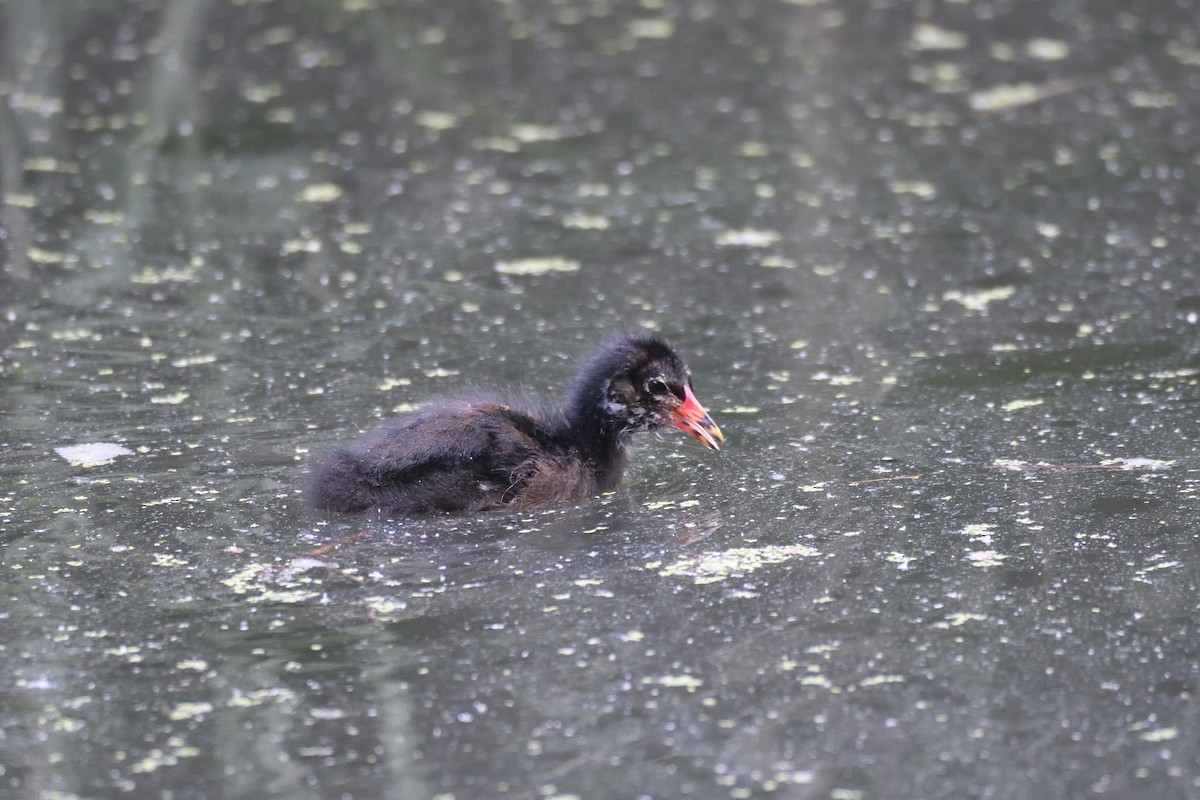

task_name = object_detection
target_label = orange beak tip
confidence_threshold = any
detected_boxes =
[672,386,724,451]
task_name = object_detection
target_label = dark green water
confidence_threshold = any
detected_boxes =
[3,1,1200,798]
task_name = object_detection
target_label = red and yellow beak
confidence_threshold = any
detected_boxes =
[670,385,724,450]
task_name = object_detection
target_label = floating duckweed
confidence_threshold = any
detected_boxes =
[296,183,342,203]
[104,645,142,658]
[1136,726,1178,743]
[171,354,217,367]
[629,17,674,38]
[960,523,995,543]
[644,674,702,690]
[716,228,781,248]
[890,180,937,199]
[859,674,905,687]
[56,443,133,467]
[966,550,1007,567]
[1148,368,1199,380]
[474,136,521,152]
[282,238,321,255]
[221,564,322,604]
[1134,559,1180,579]
[23,156,78,173]
[28,247,68,264]
[5,193,36,207]
[562,212,611,230]
[942,285,1014,312]
[1128,91,1178,109]
[911,61,967,93]
[52,717,86,732]
[131,266,199,284]
[496,257,580,275]
[168,701,213,721]
[910,23,967,51]
[1106,458,1173,470]
[415,110,459,130]
[659,544,819,585]
[968,82,1084,112]
[1167,40,1200,66]
[1026,38,1069,60]
[1001,398,1043,412]
[509,123,564,142]
[150,391,189,405]
[143,498,182,509]
[229,687,299,707]
[243,83,283,103]
[130,743,199,774]
[1037,221,1061,239]
[363,596,413,622]
[811,372,862,386]
[260,26,295,46]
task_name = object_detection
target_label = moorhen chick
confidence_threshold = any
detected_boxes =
[307,332,723,515]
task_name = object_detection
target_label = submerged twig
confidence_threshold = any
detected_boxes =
[989,458,1173,472]
[970,74,1107,114]
[849,474,921,486]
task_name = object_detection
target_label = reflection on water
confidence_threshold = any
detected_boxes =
[4,0,1200,798]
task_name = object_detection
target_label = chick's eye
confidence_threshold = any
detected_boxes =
[646,378,669,396]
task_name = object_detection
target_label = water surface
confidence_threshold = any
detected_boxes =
[3,1,1200,798]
